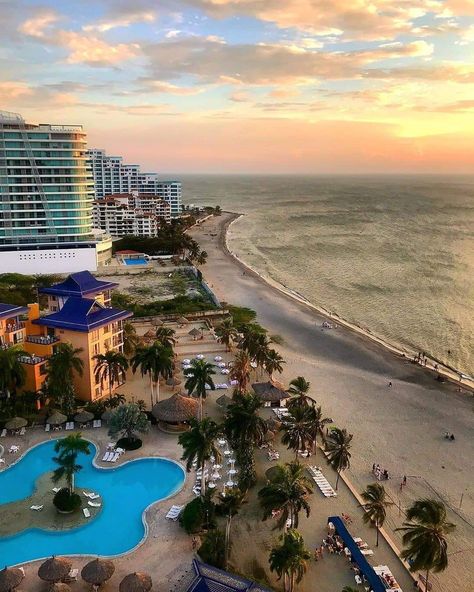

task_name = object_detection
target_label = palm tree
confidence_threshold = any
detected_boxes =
[225,392,268,448]
[155,326,176,350]
[178,417,221,496]
[131,342,173,407]
[239,324,267,359]
[218,489,247,566]
[361,483,392,546]
[258,461,313,529]
[341,587,359,592]
[280,406,315,460]
[269,529,311,592]
[46,343,84,415]
[264,349,285,380]
[287,377,315,410]
[184,359,216,420]
[52,433,90,493]
[0,345,26,400]
[196,250,208,266]
[397,499,455,591]
[325,427,352,489]
[307,405,331,455]
[123,322,139,357]
[229,350,252,393]
[108,403,149,443]
[93,350,129,402]
[215,318,238,351]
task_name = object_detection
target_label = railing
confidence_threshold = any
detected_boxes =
[18,354,47,365]
[5,322,25,333]
[25,335,59,345]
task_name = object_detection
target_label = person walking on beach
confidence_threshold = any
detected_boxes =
[388,381,392,387]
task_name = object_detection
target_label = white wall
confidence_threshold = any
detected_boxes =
[0,247,97,274]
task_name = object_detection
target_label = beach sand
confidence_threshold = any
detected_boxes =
[190,212,474,592]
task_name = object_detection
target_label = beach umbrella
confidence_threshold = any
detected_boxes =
[46,411,67,426]
[252,381,289,404]
[151,318,163,327]
[119,572,152,592]
[38,557,72,583]
[0,566,24,592]
[50,584,71,592]
[166,376,181,387]
[81,558,115,586]
[216,394,233,409]
[143,329,156,340]
[177,316,189,325]
[5,417,27,430]
[74,410,94,423]
[188,327,201,339]
[101,409,114,422]
[264,430,275,443]
[152,393,198,424]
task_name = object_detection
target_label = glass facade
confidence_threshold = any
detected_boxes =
[0,111,94,248]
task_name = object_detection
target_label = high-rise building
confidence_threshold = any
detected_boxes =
[86,148,182,217]
[0,111,96,273]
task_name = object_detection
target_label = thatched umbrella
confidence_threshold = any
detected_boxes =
[177,316,188,325]
[188,327,201,340]
[252,381,289,405]
[38,557,72,583]
[46,411,67,426]
[216,394,233,409]
[119,572,152,592]
[0,566,24,592]
[152,393,198,424]
[49,583,71,592]
[266,417,281,431]
[81,558,115,587]
[143,329,156,340]
[265,466,281,482]
[151,318,163,327]
[101,409,114,422]
[264,430,276,443]
[74,410,94,423]
[5,417,27,430]
[166,376,182,387]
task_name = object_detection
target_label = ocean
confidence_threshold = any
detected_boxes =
[180,175,474,376]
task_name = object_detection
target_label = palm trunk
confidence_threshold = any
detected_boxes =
[199,394,203,421]
[225,514,232,566]
[149,374,154,408]
[290,571,295,592]
[425,570,430,592]
[70,473,74,494]
[109,371,113,402]
[155,377,160,403]
[335,469,340,490]
[376,521,379,546]
[201,460,206,497]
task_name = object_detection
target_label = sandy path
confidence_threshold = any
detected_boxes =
[190,213,474,592]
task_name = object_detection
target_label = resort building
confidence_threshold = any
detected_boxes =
[87,148,182,217]
[0,110,97,273]
[92,192,171,238]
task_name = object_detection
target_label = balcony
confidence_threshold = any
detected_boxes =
[25,335,59,345]
[18,354,47,365]
[5,321,25,333]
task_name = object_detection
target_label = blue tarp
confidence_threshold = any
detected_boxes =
[328,516,386,592]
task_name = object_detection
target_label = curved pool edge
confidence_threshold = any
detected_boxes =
[1,436,187,567]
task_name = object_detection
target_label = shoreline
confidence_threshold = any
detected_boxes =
[221,211,473,393]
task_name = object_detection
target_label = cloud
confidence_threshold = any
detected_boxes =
[229,91,251,102]
[0,81,33,100]
[364,62,474,83]
[139,80,203,95]
[83,10,155,33]
[18,9,61,38]
[57,31,140,66]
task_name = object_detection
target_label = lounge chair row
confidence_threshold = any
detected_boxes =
[1,427,26,436]
[102,451,120,463]
[309,466,337,497]
[44,419,101,432]
[166,505,184,520]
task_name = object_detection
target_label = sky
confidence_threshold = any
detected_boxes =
[1,0,474,173]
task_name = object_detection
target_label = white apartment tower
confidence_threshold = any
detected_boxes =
[87,149,182,217]
[0,111,96,273]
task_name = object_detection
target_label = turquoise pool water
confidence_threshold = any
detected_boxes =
[124,258,147,265]
[0,440,185,565]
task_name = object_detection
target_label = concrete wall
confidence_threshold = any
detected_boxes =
[0,247,97,274]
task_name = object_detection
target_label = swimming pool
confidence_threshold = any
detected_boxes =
[0,440,185,565]
[124,258,147,265]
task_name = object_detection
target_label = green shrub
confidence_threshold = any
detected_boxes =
[53,488,82,512]
[116,436,142,450]
[227,305,257,327]
[198,529,226,568]
[180,497,206,533]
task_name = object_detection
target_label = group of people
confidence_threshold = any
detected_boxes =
[380,571,399,589]
[444,431,456,441]
[372,463,390,480]
[318,533,345,557]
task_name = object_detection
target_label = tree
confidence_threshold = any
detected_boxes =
[0,346,26,400]
[258,461,313,529]
[154,326,176,350]
[306,405,331,455]
[46,343,84,415]
[397,499,455,591]
[269,529,311,592]
[341,588,359,592]
[179,418,221,497]
[93,350,129,402]
[52,433,90,493]
[198,529,226,568]
[229,350,252,393]
[280,406,315,460]
[218,489,247,566]
[264,349,285,380]
[361,483,392,546]
[287,377,315,410]
[325,427,352,489]
[108,403,149,444]
[196,251,208,266]
[238,324,267,358]
[184,359,216,420]
[131,342,173,407]
[215,318,238,352]
[123,322,140,357]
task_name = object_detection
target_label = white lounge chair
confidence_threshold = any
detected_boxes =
[52,487,61,493]
[111,452,119,462]
[165,505,184,520]
[0,429,6,437]
[93,419,102,428]
[361,549,374,556]
[88,501,101,508]
[66,568,79,582]
[19,427,26,436]
[30,505,43,511]
[83,508,91,518]
[44,423,50,432]
[103,452,113,462]
[0,458,5,465]
[89,493,100,500]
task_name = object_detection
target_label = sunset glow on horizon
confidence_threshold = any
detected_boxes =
[1,0,474,173]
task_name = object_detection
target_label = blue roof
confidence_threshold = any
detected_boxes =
[33,297,132,332]
[186,561,272,592]
[0,303,29,319]
[39,271,118,297]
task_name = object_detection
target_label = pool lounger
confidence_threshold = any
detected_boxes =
[83,508,91,518]
[19,427,26,436]
[44,424,50,432]
[65,568,79,582]
[93,419,102,428]
[102,452,113,462]
[52,487,61,493]
[166,505,184,520]
[88,501,101,508]
[0,429,6,437]
[110,452,120,462]
[30,505,43,511]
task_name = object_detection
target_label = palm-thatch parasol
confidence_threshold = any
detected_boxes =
[177,316,189,325]
[265,465,282,482]
[152,393,198,424]
[151,318,164,327]
[81,558,115,586]
[49,583,71,592]
[38,557,72,583]
[119,572,152,592]
[252,381,289,404]
[216,394,233,409]
[188,327,201,340]
[74,410,94,423]
[46,411,67,426]
[101,409,114,422]
[143,329,156,340]
[266,417,281,431]
[166,376,181,387]
[5,417,27,430]
[264,430,275,443]
[0,566,24,592]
